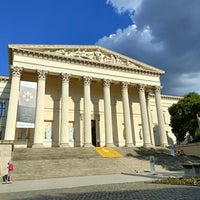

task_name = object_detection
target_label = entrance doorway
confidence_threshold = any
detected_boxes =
[91,120,97,146]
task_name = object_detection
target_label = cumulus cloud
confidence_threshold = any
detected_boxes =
[97,0,200,96]
[106,0,142,14]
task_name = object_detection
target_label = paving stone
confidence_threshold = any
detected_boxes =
[0,182,199,200]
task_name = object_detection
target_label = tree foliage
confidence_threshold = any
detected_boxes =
[168,92,200,142]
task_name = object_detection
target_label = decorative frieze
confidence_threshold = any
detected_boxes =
[46,48,140,69]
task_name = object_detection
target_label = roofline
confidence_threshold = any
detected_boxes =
[8,44,165,75]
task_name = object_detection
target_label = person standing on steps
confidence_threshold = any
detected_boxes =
[8,161,14,182]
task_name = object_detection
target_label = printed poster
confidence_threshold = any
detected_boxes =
[17,81,37,128]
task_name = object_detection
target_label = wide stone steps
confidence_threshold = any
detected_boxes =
[12,147,100,160]
[10,147,200,181]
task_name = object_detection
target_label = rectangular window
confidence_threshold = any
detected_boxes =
[0,102,6,117]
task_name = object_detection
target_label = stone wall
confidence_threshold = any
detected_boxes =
[175,142,200,157]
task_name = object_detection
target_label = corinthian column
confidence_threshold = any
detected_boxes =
[154,86,168,146]
[121,82,133,147]
[33,70,48,147]
[146,94,155,145]
[5,66,23,140]
[83,76,92,147]
[138,84,151,147]
[103,79,114,146]
[60,73,71,147]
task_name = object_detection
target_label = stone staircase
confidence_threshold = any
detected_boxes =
[12,147,100,160]
[11,147,200,181]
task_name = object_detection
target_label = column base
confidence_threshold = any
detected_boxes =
[32,143,44,148]
[125,143,134,147]
[43,139,52,147]
[160,143,168,147]
[105,143,116,147]
[83,143,93,147]
[143,143,153,148]
[59,143,70,148]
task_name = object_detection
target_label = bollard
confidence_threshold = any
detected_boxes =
[149,156,156,175]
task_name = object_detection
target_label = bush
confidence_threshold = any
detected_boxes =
[194,128,200,142]
[153,177,200,186]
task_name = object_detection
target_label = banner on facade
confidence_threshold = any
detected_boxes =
[17,81,37,128]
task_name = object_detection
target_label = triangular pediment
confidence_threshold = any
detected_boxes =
[8,44,165,75]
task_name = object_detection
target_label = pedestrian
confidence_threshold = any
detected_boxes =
[149,156,156,175]
[8,161,14,182]
[169,144,175,156]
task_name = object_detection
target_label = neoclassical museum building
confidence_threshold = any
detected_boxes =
[0,44,181,148]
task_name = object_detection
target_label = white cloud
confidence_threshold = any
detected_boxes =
[97,0,200,96]
[98,24,164,55]
[106,0,142,14]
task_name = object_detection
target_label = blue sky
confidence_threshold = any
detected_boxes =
[1,0,200,96]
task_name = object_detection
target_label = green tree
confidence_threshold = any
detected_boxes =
[168,92,200,143]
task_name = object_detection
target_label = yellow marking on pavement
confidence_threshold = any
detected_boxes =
[95,147,122,158]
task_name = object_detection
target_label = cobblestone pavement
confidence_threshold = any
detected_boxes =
[0,182,199,200]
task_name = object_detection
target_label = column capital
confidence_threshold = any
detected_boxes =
[137,84,146,93]
[121,81,129,90]
[11,66,23,78]
[83,76,92,85]
[103,79,112,87]
[37,70,48,80]
[154,85,163,93]
[60,73,71,82]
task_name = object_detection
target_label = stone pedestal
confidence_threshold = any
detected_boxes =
[43,139,52,147]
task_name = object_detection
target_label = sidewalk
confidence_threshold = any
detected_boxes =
[0,170,184,194]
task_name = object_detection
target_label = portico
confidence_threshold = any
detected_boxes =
[4,44,168,147]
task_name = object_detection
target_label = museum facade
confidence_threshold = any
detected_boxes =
[0,44,181,148]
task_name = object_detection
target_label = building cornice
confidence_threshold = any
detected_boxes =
[149,93,182,100]
[8,44,165,77]
[0,76,9,82]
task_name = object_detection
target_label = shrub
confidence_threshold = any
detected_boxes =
[194,128,200,142]
[153,177,200,186]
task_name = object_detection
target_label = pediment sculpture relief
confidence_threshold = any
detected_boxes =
[45,48,140,69]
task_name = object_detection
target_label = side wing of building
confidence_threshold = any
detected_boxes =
[148,94,181,146]
[0,76,10,140]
